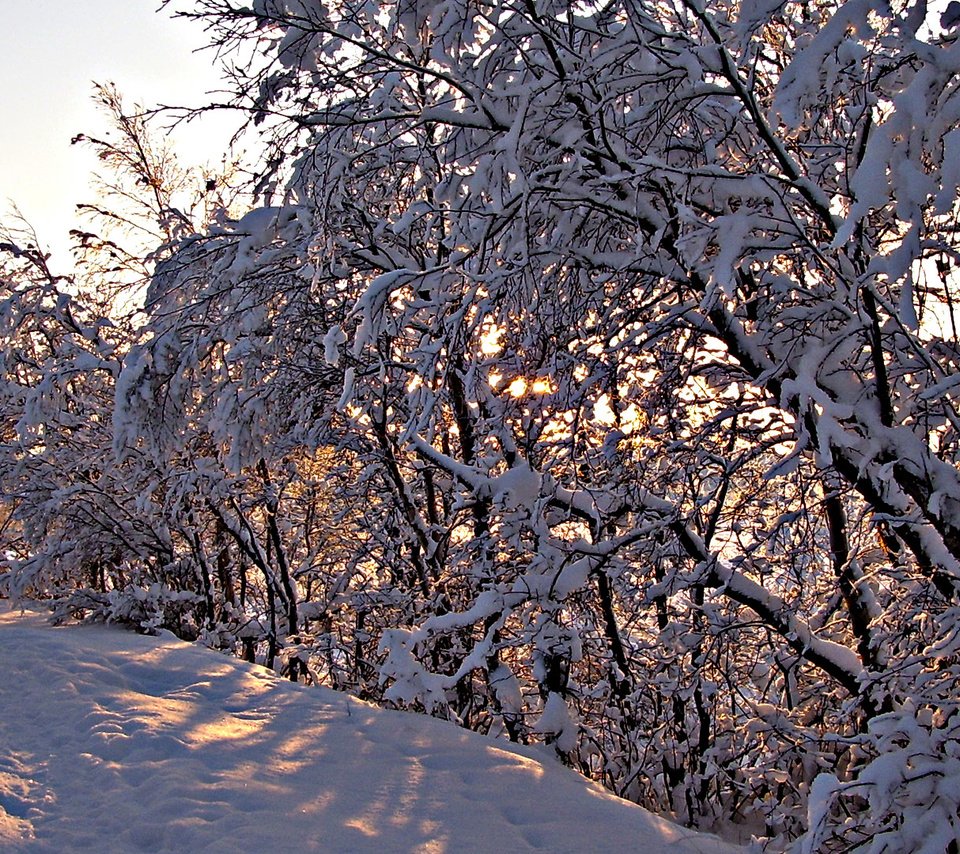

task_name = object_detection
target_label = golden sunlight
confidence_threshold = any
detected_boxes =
[505,377,554,397]
[480,324,505,356]
[507,377,528,397]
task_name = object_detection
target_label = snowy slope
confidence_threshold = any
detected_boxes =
[0,605,743,853]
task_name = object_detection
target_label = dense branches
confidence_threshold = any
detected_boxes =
[4,1,960,849]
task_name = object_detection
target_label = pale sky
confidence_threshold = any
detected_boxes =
[0,0,237,266]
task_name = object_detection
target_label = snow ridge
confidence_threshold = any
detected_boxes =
[0,606,742,854]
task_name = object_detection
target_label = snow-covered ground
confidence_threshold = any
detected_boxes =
[0,605,743,853]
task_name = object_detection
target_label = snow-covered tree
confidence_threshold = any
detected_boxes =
[0,91,246,638]
[0,234,191,630]
[7,0,960,848]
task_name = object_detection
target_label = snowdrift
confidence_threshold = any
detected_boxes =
[0,605,742,853]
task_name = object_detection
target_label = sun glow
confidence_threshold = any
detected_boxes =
[507,377,528,397]
[504,376,555,397]
[480,324,505,355]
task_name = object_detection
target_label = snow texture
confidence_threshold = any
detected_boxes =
[0,605,742,854]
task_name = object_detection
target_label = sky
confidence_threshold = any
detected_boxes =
[0,0,237,267]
